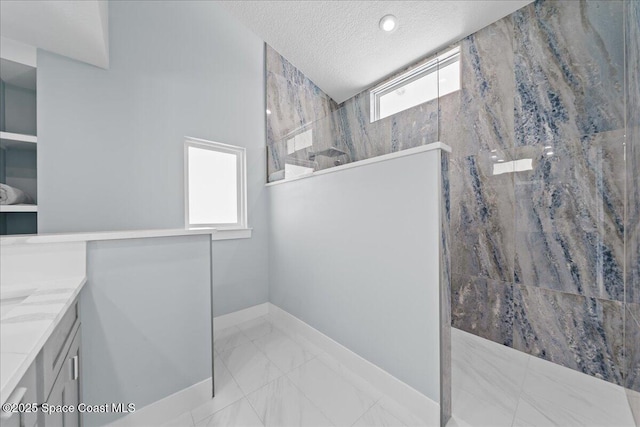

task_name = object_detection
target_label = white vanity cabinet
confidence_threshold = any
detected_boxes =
[0,299,82,427]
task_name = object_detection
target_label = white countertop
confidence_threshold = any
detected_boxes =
[0,227,251,246]
[0,276,87,404]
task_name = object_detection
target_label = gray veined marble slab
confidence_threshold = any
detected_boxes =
[625,0,640,313]
[266,45,338,145]
[513,0,625,147]
[513,131,625,301]
[625,304,640,393]
[334,46,444,165]
[450,152,515,283]
[451,276,513,346]
[439,15,515,159]
[440,150,452,426]
[512,284,624,385]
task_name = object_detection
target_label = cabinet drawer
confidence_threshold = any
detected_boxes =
[42,301,79,398]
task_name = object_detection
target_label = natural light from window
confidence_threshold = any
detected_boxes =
[371,46,461,122]
[185,138,246,228]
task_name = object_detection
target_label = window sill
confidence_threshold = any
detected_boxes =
[187,227,252,241]
[213,228,252,241]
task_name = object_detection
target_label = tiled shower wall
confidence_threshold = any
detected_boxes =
[266,0,638,393]
[625,0,640,394]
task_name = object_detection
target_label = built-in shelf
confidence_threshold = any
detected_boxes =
[0,205,38,213]
[0,132,38,150]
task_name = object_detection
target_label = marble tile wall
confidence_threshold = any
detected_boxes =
[445,0,635,393]
[266,46,439,181]
[625,0,640,397]
[265,0,638,396]
[440,151,452,425]
[265,45,340,179]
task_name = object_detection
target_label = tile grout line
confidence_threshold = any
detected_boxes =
[311,351,382,424]
[271,312,384,424]
[193,357,245,424]
[282,354,345,427]
[243,395,267,427]
[509,354,532,427]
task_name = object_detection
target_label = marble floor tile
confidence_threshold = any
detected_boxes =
[287,357,376,426]
[445,415,475,427]
[513,354,635,427]
[316,352,383,401]
[626,388,640,427]
[219,341,284,395]
[376,396,439,427]
[453,387,515,427]
[163,411,194,427]
[190,356,244,423]
[451,328,529,427]
[253,328,315,374]
[214,326,250,353]
[238,317,277,341]
[246,375,333,427]
[352,403,405,427]
[195,398,263,427]
[264,317,323,357]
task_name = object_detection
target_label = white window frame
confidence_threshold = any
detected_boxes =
[184,136,247,230]
[369,46,460,122]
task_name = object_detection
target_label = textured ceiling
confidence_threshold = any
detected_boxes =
[221,1,532,103]
[0,0,108,68]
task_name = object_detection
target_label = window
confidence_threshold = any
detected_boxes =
[184,137,246,229]
[370,46,460,122]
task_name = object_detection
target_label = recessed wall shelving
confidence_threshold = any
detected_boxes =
[0,205,38,213]
[1,131,38,149]
[1,56,38,235]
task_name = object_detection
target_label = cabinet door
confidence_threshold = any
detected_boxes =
[43,328,81,427]
[63,330,81,427]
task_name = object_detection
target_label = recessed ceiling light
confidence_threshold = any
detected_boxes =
[379,15,397,32]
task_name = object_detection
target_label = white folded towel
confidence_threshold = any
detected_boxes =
[0,183,34,205]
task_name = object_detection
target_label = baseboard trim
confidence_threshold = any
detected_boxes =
[213,302,269,331]
[267,303,439,424]
[107,378,212,427]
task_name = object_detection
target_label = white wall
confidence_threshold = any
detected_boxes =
[36,1,268,315]
[268,150,443,401]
